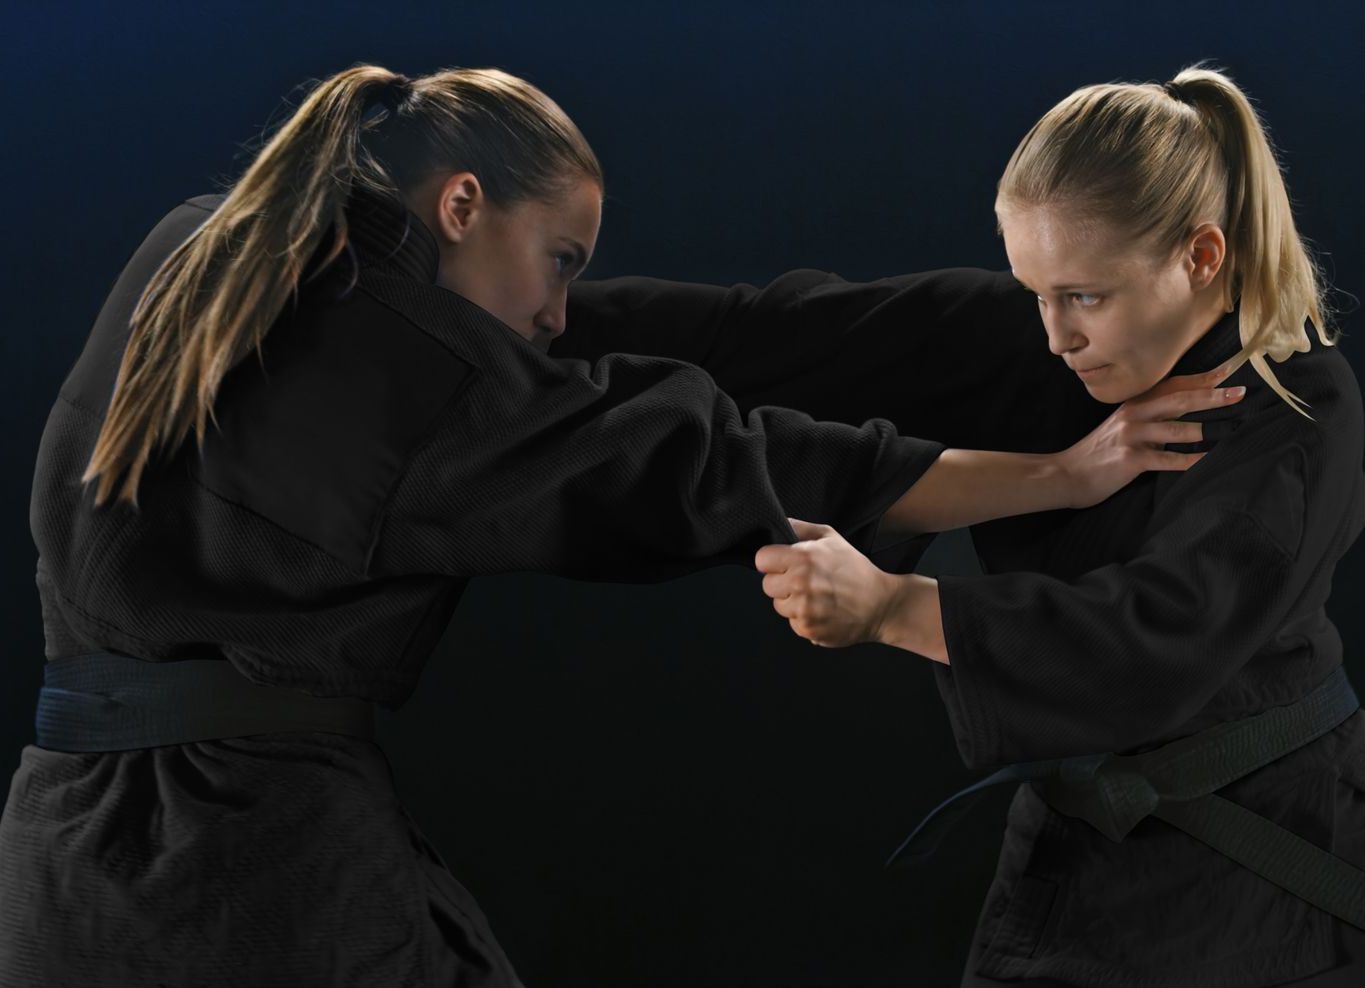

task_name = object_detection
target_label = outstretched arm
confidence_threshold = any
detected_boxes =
[562,268,1108,455]
[368,344,946,584]
[561,267,1117,574]
[880,368,1244,537]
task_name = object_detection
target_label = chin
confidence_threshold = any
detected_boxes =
[1082,381,1125,405]
[1082,367,1141,405]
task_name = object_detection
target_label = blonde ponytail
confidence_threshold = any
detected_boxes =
[1168,66,1334,417]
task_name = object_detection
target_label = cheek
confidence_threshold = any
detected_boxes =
[1079,307,1131,361]
[506,260,542,304]
[515,243,554,298]
[523,265,558,317]
[1133,303,1190,363]
[1102,318,1184,395]
[1102,296,1173,359]
[490,250,547,318]
[479,256,543,331]
[1146,267,1195,330]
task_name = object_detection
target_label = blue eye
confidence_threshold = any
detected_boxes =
[554,253,574,274]
[1071,293,1101,307]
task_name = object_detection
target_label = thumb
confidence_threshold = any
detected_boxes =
[788,517,832,541]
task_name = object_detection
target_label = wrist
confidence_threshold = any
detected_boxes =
[874,572,925,652]
[874,572,948,664]
[1047,449,1081,511]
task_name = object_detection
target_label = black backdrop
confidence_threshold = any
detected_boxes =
[5,2,1364,985]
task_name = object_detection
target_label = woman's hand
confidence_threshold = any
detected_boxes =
[754,518,904,648]
[1058,362,1245,510]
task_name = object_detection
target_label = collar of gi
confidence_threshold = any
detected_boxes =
[1166,303,1246,380]
[342,185,441,285]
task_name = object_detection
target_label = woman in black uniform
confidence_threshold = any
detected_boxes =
[0,61,1236,987]
[752,66,1365,986]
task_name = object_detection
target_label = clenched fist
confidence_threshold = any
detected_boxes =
[754,518,901,648]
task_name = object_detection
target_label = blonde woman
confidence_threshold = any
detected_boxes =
[741,66,1364,985]
[0,62,1234,985]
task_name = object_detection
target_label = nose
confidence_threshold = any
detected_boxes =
[536,291,567,338]
[1040,306,1085,358]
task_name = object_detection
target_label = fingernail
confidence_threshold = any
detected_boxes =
[1226,386,1246,398]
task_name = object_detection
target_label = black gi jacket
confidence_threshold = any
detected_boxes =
[1,192,944,986]
[557,270,1365,986]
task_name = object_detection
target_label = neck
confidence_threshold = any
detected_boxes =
[1164,273,1243,382]
[1184,271,1233,349]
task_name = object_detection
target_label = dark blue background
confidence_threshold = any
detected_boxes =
[5,2,1364,985]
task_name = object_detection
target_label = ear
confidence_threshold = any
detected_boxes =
[1185,222,1227,291]
[433,171,484,244]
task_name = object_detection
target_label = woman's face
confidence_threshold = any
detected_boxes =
[420,171,602,353]
[997,204,1228,403]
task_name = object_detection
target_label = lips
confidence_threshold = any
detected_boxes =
[1075,364,1108,378]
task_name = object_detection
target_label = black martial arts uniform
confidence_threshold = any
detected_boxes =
[557,270,1365,986]
[0,190,946,987]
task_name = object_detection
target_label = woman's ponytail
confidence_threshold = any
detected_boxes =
[83,65,410,509]
[1168,66,1334,416]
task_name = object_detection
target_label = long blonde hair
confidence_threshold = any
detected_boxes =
[996,63,1337,419]
[84,63,603,509]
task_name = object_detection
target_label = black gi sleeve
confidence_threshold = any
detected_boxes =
[368,348,945,583]
[561,268,1107,569]
[931,395,1353,768]
[560,269,833,379]
[562,268,1104,454]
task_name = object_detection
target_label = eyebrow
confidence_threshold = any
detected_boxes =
[1011,272,1103,293]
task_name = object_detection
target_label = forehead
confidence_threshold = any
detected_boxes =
[998,204,1142,284]
[515,177,602,242]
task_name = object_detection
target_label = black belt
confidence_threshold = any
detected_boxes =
[887,665,1365,930]
[34,651,376,752]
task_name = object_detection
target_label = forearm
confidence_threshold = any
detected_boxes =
[562,270,1051,448]
[880,448,1072,536]
[560,277,731,366]
[874,573,947,664]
